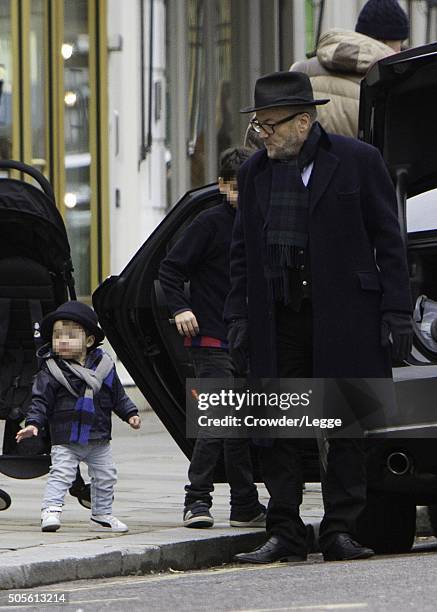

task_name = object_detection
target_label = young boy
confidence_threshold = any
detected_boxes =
[159,147,266,528]
[16,301,141,533]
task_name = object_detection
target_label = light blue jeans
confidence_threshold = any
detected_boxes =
[42,441,117,516]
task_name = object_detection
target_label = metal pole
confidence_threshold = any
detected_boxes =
[315,0,325,49]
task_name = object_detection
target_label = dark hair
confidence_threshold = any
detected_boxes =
[219,147,252,180]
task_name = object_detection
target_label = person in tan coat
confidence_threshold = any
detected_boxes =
[290,0,409,138]
[244,0,409,145]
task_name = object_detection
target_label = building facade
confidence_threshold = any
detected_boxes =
[0,0,435,297]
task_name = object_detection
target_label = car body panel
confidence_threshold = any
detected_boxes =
[359,41,437,198]
[359,43,437,499]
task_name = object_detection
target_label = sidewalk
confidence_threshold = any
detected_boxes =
[0,410,324,590]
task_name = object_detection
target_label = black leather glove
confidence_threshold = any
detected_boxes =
[227,318,248,376]
[380,312,413,362]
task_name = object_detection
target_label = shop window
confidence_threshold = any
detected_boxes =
[63,0,92,297]
[0,0,12,161]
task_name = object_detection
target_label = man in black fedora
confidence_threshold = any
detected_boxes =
[225,71,412,563]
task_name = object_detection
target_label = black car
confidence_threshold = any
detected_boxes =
[93,42,437,555]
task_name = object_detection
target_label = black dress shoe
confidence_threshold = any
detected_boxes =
[323,533,375,561]
[234,535,307,564]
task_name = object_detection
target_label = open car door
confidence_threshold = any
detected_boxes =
[92,185,221,462]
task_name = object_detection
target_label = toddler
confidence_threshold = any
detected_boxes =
[16,301,140,532]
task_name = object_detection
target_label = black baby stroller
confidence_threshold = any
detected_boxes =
[0,160,90,510]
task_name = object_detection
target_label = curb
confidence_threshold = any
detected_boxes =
[0,529,267,591]
[416,505,434,537]
[2,512,428,591]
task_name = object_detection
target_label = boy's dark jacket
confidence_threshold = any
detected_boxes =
[25,347,138,444]
[158,196,235,342]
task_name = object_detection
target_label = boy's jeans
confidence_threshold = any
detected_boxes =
[42,441,117,516]
[185,348,260,515]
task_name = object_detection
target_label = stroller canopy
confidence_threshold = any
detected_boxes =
[0,176,73,278]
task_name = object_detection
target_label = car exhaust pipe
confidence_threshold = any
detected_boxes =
[386,452,412,476]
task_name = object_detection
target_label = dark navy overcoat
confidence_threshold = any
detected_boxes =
[225,130,412,378]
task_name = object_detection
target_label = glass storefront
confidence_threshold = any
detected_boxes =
[187,0,205,188]
[0,0,107,298]
[30,0,47,170]
[63,0,91,296]
[216,0,232,162]
[0,1,12,161]
[167,0,241,201]
[165,0,295,204]
[186,0,234,189]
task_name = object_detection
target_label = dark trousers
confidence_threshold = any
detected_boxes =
[259,301,366,553]
[184,348,260,515]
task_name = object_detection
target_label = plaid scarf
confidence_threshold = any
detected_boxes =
[265,121,322,303]
[46,349,114,445]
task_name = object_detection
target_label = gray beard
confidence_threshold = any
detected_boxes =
[265,138,304,159]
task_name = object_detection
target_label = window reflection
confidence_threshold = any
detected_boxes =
[63,0,91,297]
[216,0,232,165]
[30,0,47,168]
[407,189,437,233]
[187,0,205,188]
[0,0,12,160]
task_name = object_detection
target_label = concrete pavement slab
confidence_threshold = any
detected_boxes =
[0,411,323,589]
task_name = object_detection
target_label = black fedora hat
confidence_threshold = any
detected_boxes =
[240,71,330,113]
[41,301,105,347]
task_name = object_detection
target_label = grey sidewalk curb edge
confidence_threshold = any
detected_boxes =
[0,513,429,591]
[0,530,269,591]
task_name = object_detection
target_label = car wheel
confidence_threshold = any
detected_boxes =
[0,489,11,511]
[357,491,416,554]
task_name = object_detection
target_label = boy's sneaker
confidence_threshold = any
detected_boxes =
[183,501,214,528]
[90,514,128,532]
[230,505,267,528]
[41,507,62,532]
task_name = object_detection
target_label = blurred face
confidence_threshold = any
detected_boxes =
[218,177,239,208]
[52,320,94,363]
[255,107,312,159]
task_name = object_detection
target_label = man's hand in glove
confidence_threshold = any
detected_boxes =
[227,318,249,376]
[380,311,413,362]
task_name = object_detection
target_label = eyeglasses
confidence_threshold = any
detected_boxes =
[249,112,303,135]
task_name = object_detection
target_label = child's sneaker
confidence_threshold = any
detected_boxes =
[41,507,62,532]
[89,514,128,532]
[183,501,214,528]
[229,504,267,528]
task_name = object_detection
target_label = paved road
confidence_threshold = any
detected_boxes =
[2,540,437,612]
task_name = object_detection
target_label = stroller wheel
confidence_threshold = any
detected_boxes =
[69,483,114,510]
[69,482,91,509]
[0,489,11,511]
[76,483,91,510]
[78,484,91,509]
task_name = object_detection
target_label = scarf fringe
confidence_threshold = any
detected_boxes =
[265,122,322,302]
[267,244,301,268]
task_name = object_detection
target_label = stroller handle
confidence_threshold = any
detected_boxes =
[0,160,55,202]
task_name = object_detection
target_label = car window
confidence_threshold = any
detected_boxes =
[407,188,437,233]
